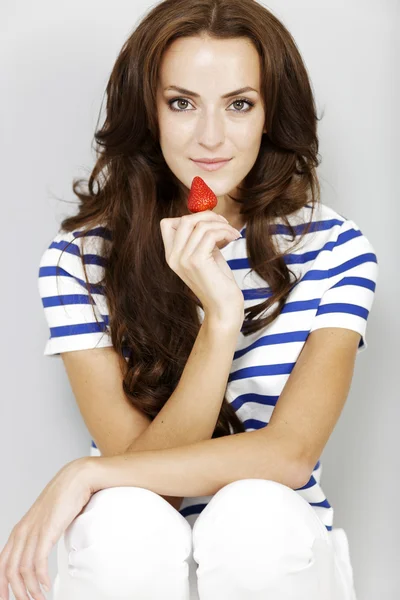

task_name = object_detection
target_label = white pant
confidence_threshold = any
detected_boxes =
[53,479,357,600]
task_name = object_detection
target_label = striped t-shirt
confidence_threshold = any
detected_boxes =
[38,201,378,531]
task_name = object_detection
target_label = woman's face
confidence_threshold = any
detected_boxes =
[156,35,267,214]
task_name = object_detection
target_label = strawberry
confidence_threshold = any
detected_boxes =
[187,176,218,213]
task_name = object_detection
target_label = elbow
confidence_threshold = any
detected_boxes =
[280,447,312,490]
[281,436,314,490]
[253,428,312,490]
[288,459,312,490]
[260,456,311,491]
[279,444,313,491]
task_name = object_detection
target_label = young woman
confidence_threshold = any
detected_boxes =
[0,1,378,599]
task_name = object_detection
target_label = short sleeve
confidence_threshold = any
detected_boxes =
[37,228,114,357]
[309,218,378,353]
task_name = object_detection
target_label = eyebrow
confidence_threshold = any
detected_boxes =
[164,85,259,98]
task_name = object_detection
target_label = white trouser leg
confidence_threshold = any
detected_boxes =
[53,486,193,600]
[52,480,357,600]
[192,478,354,600]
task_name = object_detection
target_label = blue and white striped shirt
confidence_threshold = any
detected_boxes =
[38,202,378,531]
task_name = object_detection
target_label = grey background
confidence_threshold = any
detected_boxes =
[1,1,398,598]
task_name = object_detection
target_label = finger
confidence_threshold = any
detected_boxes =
[181,221,241,260]
[32,533,54,597]
[169,211,229,258]
[0,534,14,599]
[160,210,225,264]
[159,217,182,260]
[188,226,241,265]
[19,531,47,600]
[4,529,31,600]
[212,245,236,279]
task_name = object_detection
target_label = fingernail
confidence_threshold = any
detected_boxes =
[219,215,229,223]
[41,582,50,593]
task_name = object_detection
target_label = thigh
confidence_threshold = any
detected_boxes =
[328,528,358,600]
[53,533,98,600]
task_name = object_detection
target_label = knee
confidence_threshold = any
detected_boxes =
[193,478,327,550]
[65,486,191,548]
[192,479,329,590]
[64,486,192,593]
[194,479,300,530]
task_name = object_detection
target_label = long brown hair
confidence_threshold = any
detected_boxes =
[57,0,322,438]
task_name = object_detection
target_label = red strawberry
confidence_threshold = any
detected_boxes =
[187,176,218,213]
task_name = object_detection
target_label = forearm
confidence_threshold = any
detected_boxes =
[123,314,241,509]
[87,425,307,498]
[126,315,240,451]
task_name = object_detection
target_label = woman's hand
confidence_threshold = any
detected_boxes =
[160,210,245,324]
[0,458,94,600]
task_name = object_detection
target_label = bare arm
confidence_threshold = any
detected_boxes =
[62,212,244,512]
[123,313,242,510]
[61,313,241,513]
[61,347,181,511]
[85,424,307,497]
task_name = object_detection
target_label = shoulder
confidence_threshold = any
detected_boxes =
[284,201,378,261]
[302,204,379,353]
[37,224,113,357]
[38,224,111,285]
[314,203,378,267]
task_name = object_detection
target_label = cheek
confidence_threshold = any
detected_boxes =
[159,129,182,156]
[229,117,264,144]
[160,118,192,149]
[235,133,263,156]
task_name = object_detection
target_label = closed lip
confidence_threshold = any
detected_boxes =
[191,158,232,164]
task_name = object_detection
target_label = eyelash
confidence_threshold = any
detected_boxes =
[167,97,255,113]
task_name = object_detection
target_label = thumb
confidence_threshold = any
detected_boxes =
[159,217,182,258]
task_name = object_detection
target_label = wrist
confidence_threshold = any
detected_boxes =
[77,456,108,494]
[203,308,244,334]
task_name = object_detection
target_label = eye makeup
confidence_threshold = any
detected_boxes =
[167,97,255,113]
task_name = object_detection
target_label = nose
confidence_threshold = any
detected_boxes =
[196,109,225,146]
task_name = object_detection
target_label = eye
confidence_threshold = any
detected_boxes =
[167,97,255,113]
